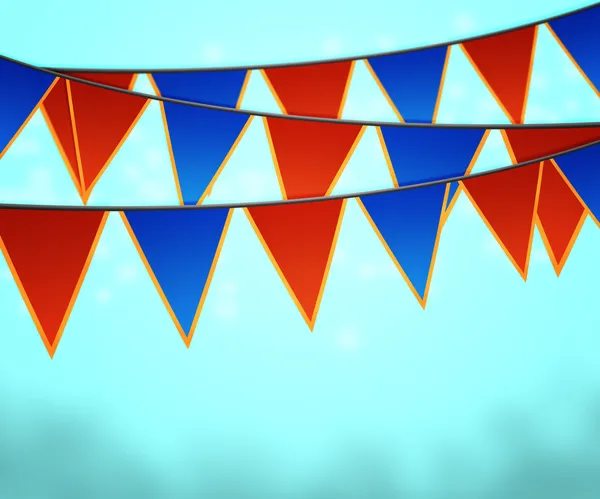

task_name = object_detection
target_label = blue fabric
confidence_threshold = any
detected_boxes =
[360,183,447,300]
[368,46,448,123]
[124,208,230,336]
[0,59,55,154]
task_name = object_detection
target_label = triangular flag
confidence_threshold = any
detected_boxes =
[264,117,364,199]
[461,26,538,123]
[359,183,448,305]
[462,163,542,278]
[503,126,600,162]
[553,142,600,225]
[0,209,107,357]
[245,199,346,328]
[42,73,149,202]
[536,161,586,275]
[0,59,56,158]
[40,79,81,190]
[162,104,251,205]
[150,69,249,108]
[379,126,487,186]
[262,61,355,118]
[122,208,231,346]
[366,46,449,123]
[548,5,600,95]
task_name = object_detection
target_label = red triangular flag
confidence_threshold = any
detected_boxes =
[262,61,355,118]
[462,26,537,123]
[245,199,345,328]
[504,127,600,163]
[41,79,80,191]
[265,117,364,199]
[462,163,542,278]
[536,161,586,275]
[42,74,149,203]
[0,209,107,357]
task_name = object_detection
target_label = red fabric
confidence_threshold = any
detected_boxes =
[263,61,354,118]
[504,127,600,162]
[0,210,105,355]
[462,163,541,275]
[537,162,585,270]
[266,117,362,199]
[247,200,344,325]
[462,26,537,123]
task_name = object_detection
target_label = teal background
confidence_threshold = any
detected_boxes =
[2,1,600,498]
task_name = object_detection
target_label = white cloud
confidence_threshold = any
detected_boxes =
[531,246,549,265]
[483,234,504,257]
[445,83,466,101]
[137,180,175,203]
[201,44,225,63]
[0,267,11,281]
[95,242,111,260]
[376,36,396,50]
[96,288,112,304]
[530,73,548,92]
[322,36,343,56]
[144,148,166,170]
[212,280,239,322]
[9,137,41,157]
[115,263,138,284]
[337,327,361,352]
[453,13,476,34]
[124,164,143,182]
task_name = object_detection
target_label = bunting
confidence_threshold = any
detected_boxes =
[462,163,542,279]
[122,208,232,346]
[553,142,600,225]
[0,58,56,158]
[535,161,586,275]
[41,74,149,203]
[245,199,346,328]
[366,46,450,123]
[150,69,250,108]
[160,105,252,205]
[378,126,488,222]
[14,3,600,128]
[461,26,538,124]
[262,61,355,118]
[548,5,600,96]
[0,209,107,357]
[359,183,448,306]
[264,117,365,199]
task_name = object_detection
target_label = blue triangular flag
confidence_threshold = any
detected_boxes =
[367,46,449,123]
[0,58,56,156]
[548,6,600,93]
[360,184,447,304]
[123,208,231,343]
[445,182,460,211]
[553,142,600,222]
[162,104,250,204]
[151,70,249,107]
[379,126,486,187]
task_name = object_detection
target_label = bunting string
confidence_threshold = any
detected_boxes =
[2,140,600,358]
[40,3,600,126]
[3,53,600,213]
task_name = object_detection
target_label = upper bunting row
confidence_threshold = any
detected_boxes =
[43,3,600,125]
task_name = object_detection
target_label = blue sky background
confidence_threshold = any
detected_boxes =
[2,1,600,498]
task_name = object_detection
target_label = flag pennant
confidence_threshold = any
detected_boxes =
[461,26,537,123]
[42,73,149,202]
[150,69,249,108]
[262,61,355,118]
[265,117,364,199]
[536,161,586,275]
[548,5,600,95]
[359,184,448,306]
[379,126,487,187]
[553,142,600,225]
[366,46,449,123]
[503,127,600,163]
[0,209,107,357]
[0,59,56,158]
[462,163,542,279]
[122,208,231,346]
[162,104,251,205]
[245,199,346,328]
